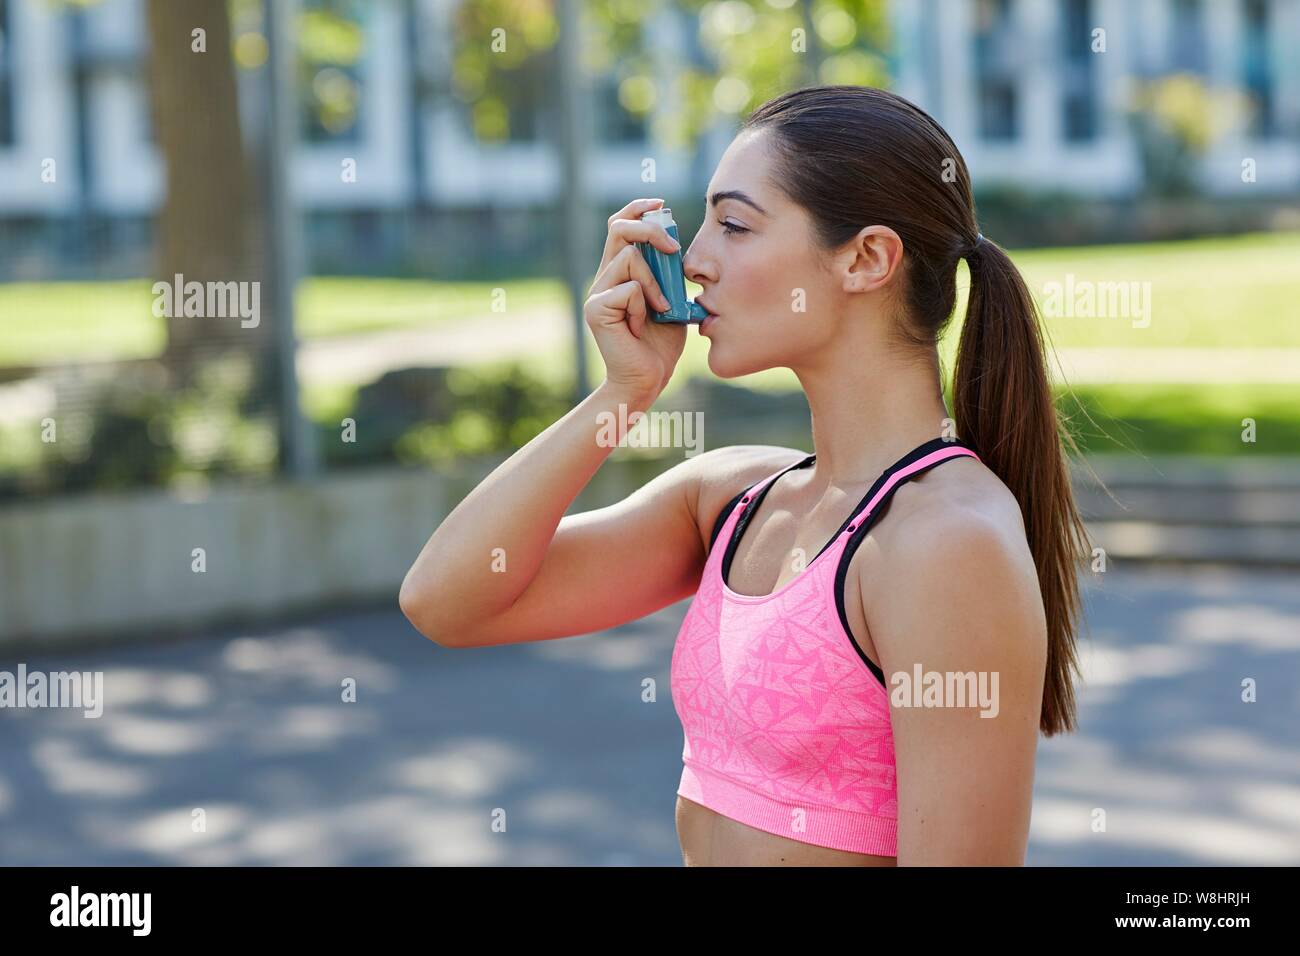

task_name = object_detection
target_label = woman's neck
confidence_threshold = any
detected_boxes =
[793,343,950,492]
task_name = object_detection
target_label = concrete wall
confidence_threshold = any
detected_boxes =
[0,453,673,651]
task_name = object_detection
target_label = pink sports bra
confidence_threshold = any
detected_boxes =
[670,437,982,856]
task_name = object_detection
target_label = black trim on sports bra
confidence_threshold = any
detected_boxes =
[709,487,750,555]
[719,453,816,586]
[833,437,979,689]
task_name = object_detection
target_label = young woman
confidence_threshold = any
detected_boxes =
[401,85,1091,866]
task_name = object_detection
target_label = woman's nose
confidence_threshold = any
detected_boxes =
[682,239,709,284]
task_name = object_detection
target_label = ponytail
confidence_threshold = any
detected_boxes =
[954,236,1091,736]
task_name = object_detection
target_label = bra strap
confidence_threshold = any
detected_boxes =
[832,437,981,687]
[708,487,750,554]
[840,438,981,538]
[718,452,815,577]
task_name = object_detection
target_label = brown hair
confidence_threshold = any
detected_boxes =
[743,84,1090,735]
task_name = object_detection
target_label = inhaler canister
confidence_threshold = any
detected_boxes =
[637,207,710,324]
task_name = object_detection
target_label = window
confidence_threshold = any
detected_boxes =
[0,0,13,147]
[1060,0,1097,141]
[1169,0,1208,74]
[497,47,557,144]
[973,0,1018,140]
[593,74,649,145]
[1241,0,1275,137]
[298,0,367,143]
[592,27,650,145]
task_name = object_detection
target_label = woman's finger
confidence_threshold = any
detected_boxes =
[624,278,650,343]
[586,279,646,339]
[602,217,680,264]
[598,214,680,274]
[595,243,670,312]
[606,197,664,230]
[610,217,681,255]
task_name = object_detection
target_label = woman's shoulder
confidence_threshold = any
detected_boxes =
[861,457,1046,639]
[683,444,810,543]
[879,457,1031,571]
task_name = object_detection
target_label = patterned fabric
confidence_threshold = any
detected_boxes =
[671,441,981,856]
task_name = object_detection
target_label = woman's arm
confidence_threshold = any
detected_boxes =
[401,196,701,646]
[399,380,706,646]
[869,505,1049,865]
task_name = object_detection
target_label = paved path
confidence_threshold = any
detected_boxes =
[1049,347,1300,385]
[1,564,1297,865]
[295,306,570,387]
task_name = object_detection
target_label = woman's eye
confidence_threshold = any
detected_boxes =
[719,220,749,236]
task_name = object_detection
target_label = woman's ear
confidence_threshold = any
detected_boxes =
[841,225,904,294]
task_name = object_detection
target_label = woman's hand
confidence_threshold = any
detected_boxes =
[584,198,689,402]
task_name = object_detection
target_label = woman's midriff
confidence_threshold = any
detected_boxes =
[675,795,897,867]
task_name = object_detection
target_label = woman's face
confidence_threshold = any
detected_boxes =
[682,128,843,378]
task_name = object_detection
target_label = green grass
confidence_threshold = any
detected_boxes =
[5,231,1294,366]
[296,276,559,339]
[301,380,361,425]
[8,231,1300,459]
[0,276,562,366]
[397,347,1299,458]
[439,337,1299,459]
[2,232,1297,368]
[1059,383,1300,457]
[0,281,164,365]
[989,231,1300,350]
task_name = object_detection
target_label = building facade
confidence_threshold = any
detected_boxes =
[0,0,1296,277]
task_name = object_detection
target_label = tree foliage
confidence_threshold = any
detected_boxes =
[450,0,890,148]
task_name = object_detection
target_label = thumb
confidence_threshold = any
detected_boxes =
[623,280,648,340]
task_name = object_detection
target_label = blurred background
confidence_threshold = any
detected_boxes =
[0,0,1297,865]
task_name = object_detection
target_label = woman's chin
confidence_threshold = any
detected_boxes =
[705,353,753,379]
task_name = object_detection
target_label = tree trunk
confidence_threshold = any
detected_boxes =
[144,0,267,388]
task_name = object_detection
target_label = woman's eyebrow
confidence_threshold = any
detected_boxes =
[708,189,769,216]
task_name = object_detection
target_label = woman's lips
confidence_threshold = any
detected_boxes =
[695,300,718,327]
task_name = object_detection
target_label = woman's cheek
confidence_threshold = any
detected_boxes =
[751,259,804,319]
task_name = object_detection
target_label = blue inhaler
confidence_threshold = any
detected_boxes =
[637,207,710,324]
